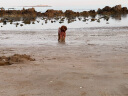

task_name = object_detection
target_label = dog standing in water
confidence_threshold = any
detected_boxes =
[58,26,67,42]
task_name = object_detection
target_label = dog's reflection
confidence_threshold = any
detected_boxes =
[58,41,66,45]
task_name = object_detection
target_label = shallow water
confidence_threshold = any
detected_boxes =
[0,14,128,30]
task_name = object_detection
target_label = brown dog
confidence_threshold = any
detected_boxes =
[58,26,67,42]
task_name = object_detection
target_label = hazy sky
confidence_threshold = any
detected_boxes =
[0,0,127,7]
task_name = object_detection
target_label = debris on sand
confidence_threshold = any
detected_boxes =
[0,54,35,66]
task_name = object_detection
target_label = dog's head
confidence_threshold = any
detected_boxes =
[61,26,67,32]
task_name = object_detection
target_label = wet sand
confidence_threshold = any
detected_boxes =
[0,28,128,96]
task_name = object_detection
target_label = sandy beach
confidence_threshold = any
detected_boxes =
[0,27,128,96]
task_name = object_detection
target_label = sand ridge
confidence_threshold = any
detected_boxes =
[0,54,35,66]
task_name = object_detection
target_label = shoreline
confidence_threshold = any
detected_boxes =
[1,26,128,31]
[0,5,128,17]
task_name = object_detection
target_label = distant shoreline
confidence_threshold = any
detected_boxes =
[23,5,52,7]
